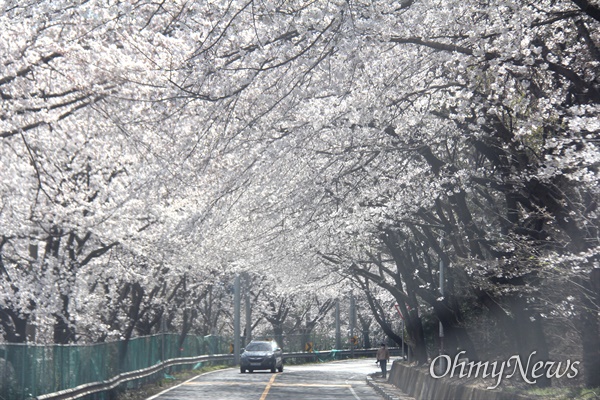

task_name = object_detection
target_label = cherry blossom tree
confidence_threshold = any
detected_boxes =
[0,0,598,389]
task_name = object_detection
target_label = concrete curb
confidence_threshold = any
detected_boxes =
[387,361,536,400]
[366,373,407,400]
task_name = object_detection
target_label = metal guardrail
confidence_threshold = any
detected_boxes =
[35,348,396,400]
[284,348,378,360]
[35,354,234,400]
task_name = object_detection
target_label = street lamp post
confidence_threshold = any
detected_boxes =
[335,299,341,349]
[349,291,356,358]
[234,274,241,365]
[393,304,405,361]
[438,240,445,374]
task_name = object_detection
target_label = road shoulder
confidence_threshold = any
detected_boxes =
[367,374,415,400]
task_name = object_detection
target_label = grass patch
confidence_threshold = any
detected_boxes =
[519,387,600,400]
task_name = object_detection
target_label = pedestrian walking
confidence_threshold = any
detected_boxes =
[376,342,390,379]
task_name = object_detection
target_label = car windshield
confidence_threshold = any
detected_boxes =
[246,343,272,352]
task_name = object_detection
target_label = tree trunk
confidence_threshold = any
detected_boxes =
[53,294,75,344]
[358,315,372,348]
[178,308,197,356]
[273,324,284,349]
[0,309,27,343]
[509,296,551,388]
[406,309,428,364]
[581,269,600,387]
[434,302,478,360]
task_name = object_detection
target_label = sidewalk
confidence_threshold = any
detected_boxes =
[367,373,415,400]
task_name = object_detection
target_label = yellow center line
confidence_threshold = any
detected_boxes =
[259,373,277,400]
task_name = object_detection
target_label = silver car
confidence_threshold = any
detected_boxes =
[240,340,284,373]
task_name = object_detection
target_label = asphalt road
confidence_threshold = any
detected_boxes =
[147,359,386,400]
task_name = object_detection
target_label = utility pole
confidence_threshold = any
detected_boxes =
[439,255,445,373]
[234,274,241,365]
[394,304,406,361]
[161,314,167,374]
[245,284,252,346]
[335,299,341,349]
[350,291,356,358]
[402,317,405,360]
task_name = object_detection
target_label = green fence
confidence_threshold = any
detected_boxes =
[0,332,342,400]
[0,334,231,400]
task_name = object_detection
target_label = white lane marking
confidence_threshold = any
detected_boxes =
[346,379,362,400]
[145,368,231,400]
